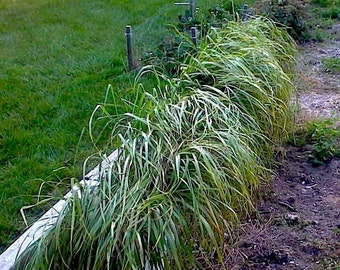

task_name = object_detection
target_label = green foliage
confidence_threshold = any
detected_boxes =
[15,87,264,269]
[254,0,307,41]
[289,119,340,165]
[311,0,340,8]
[140,32,193,76]
[321,6,340,19]
[181,17,296,145]
[319,258,340,270]
[309,120,340,165]
[322,57,340,73]
[315,29,326,42]
[141,0,256,76]
[177,0,257,30]
[15,17,296,269]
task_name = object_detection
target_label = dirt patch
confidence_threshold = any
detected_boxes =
[296,24,340,119]
[298,92,340,118]
[224,148,340,269]
[221,18,340,270]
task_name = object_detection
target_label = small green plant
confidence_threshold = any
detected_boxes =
[289,119,340,165]
[310,120,340,164]
[321,6,340,19]
[322,57,340,73]
[315,29,326,42]
[333,226,340,236]
[319,258,340,270]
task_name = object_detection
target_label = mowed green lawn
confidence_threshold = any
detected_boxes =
[0,0,220,249]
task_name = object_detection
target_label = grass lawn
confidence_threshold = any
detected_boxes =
[0,0,231,249]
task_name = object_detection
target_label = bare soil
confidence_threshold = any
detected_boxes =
[297,31,340,119]
[225,149,340,270]
[222,22,340,270]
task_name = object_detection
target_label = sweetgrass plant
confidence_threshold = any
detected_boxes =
[180,17,296,145]
[15,86,265,270]
[14,17,296,269]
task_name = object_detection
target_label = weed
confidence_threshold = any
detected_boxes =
[333,226,340,236]
[322,57,340,73]
[318,258,340,270]
[289,119,340,165]
[315,29,326,42]
[310,120,340,164]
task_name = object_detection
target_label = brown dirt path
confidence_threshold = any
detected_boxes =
[297,32,340,119]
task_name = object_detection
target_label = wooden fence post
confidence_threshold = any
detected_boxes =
[189,0,195,17]
[190,26,198,46]
[125,25,135,70]
[241,5,249,21]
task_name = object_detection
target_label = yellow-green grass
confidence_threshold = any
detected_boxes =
[0,0,234,250]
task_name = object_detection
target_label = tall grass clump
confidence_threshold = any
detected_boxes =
[181,17,296,146]
[14,17,296,270]
[15,86,265,269]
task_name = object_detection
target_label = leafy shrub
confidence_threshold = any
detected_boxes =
[177,0,253,31]
[140,32,193,76]
[141,1,254,76]
[254,0,307,41]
